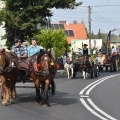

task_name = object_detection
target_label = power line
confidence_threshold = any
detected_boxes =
[51,5,120,35]
[79,5,120,7]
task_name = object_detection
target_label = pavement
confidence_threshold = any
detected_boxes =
[55,69,67,78]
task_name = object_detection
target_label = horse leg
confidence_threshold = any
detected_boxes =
[1,81,6,105]
[0,77,9,105]
[5,80,14,105]
[12,86,16,99]
[42,79,50,107]
[51,79,56,96]
[9,83,16,104]
[85,72,88,79]
[83,71,86,79]
[2,85,9,106]
[34,79,41,103]
[71,68,74,78]
[66,68,70,79]
[1,86,3,99]
[2,80,11,106]
[0,77,4,99]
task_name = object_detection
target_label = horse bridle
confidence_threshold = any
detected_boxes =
[39,53,50,70]
[33,53,50,76]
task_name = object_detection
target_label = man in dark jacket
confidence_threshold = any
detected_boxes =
[80,44,91,56]
[80,44,91,66]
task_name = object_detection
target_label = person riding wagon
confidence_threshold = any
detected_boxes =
[80,44,91,66]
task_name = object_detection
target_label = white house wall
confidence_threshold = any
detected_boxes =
[71,39,103,52]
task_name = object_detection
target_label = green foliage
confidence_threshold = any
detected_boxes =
[0,0,82,49]
[36,29,70,57]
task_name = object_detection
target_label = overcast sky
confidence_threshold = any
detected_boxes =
[51,0,120,35]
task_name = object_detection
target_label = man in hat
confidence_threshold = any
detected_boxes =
[80,43,91,65]
[11,37,28,83]
[80,44,91,56]
[11,38,28,58]
[27,37,43,57]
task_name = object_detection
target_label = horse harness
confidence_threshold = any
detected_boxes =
[29,53,55,76]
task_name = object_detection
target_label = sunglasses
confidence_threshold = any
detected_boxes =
[15,41,21,43]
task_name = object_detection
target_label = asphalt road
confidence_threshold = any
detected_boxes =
[0,70,120,120]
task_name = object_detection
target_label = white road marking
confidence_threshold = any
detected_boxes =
[79,76,113,95]
[80,98,108,120]
[80,95,89,98]
[79,74,119,95]
[80,74,120,120]
[86,75,118,95]
[87,98,117,120]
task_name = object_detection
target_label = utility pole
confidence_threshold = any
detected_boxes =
[88,6,91,49]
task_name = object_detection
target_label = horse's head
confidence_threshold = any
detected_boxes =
[35,50,51,75]
[79,55,88,64]
[79,55,90,72]
[0,49,7,72]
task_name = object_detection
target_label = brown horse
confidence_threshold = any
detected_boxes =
[28,49,57,107]
[0,48,18,105]
[79,55,91,79]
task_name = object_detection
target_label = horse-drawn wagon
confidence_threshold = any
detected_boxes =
[72,52,99,79]
[96,52,120,72]
[0,48,57,106]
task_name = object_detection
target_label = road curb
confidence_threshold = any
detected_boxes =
[55,70,67,78]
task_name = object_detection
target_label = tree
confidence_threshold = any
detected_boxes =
[36,29,70,57]
[97,29,101,39]
[0,0,82,49]
[73,20,77,24]
[91,31,94,39]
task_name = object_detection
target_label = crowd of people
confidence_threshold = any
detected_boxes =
[11,37,120,81]
[61,43,120,70]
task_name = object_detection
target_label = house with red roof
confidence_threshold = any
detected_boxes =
[63,22,88,44]
[51,21,88,45]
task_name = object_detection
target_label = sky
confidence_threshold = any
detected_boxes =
[51,0,120,35]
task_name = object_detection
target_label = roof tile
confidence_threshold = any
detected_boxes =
[64,23,87,44]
